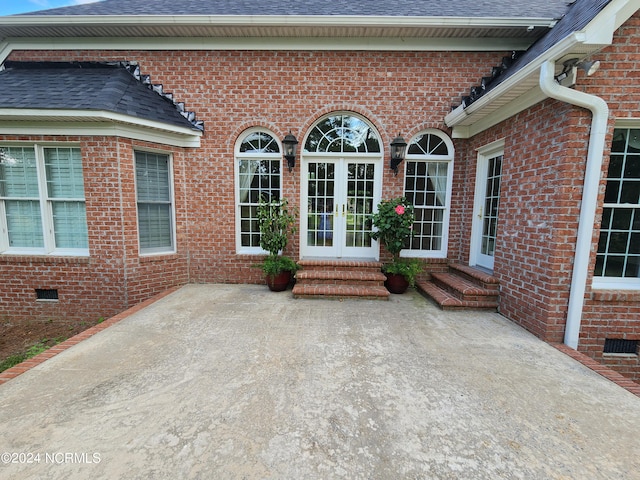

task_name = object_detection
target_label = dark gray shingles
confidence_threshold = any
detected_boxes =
[0,62,200,131]
[19,0,572,19]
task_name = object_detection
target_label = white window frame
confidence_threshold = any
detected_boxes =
[401,129,454,259]
[592,125,640,290]
[134,149,176,256]
[234,128,282,255]
[0,143,89,256]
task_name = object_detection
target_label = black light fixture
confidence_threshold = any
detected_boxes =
[282,131,298,172]
[390,134,407,176]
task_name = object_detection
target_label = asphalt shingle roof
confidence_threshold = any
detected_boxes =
[0,61,202,131]
[21,0,572,19]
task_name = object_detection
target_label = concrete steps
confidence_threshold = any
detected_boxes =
[293,259,389,300]
[416,263,499,310]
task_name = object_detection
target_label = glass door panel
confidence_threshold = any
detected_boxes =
[306,162,335,250]
[475,154,502,270]
[343,162,376,256]
[301,158,380,259]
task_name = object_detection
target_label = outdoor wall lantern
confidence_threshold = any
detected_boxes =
[282,131,298,172]
[390,134,408,176]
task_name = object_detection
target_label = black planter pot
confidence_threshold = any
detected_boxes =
[384,273,409,294]
[266,271,292,292]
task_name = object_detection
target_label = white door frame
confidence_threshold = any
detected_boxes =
[470,139,504,271]
[300,154,382,259]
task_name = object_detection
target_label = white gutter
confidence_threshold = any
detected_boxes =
[538,59,609,349]
[0,15,559,29]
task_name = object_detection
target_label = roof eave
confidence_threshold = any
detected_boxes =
[0,15,560,29]
[445,0,638,138]
[0,108,202,148]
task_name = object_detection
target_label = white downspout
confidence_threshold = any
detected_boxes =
[538,59,609,349]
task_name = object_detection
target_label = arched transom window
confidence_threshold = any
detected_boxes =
[304,114,381,154]
[403,130,454,257]
[235,129,281,253]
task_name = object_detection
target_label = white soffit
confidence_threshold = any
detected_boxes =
[0,110,202,148]
[0,14,557,51]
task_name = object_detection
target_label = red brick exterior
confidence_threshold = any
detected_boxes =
[451,12,640,383]
[1,13,639,383]
[1,49,504,322]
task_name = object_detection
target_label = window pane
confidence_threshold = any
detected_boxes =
[52,201,88,248]
[304,115,381,153]
[596,127,640,279]
[0,147,39,197]
[239,132,279,153]
[135,152,173,253]
[404,159,448,252]
[236,144,281,249]
[136,152,170,202]
[138,203,172,249]
[45,147,85,199]
[5,200,44,247]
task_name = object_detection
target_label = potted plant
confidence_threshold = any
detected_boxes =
[370,197,422,294]
[257,197,298,291]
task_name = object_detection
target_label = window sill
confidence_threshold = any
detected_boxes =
[139,253,181,263]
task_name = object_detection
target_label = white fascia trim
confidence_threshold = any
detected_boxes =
[445,32,590,133]
[0,112,201,148]
[0,15,559,29]
[0,36,534,56]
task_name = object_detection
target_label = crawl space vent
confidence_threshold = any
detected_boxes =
[603,338,638,355]
[35,288,59,300]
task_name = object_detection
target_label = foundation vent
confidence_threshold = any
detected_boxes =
[35,289,59,301]
[603,338,638,355]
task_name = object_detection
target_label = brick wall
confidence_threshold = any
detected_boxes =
[0,135,189,323]
[457,100,590,343]
[575,11,640,383]
[455,11,640,383]
[2,48,506,322]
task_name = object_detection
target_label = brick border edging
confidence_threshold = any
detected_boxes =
[553,343,640,398]
[0,286,182,386]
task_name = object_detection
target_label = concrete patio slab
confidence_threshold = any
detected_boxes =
[0,284,638,479]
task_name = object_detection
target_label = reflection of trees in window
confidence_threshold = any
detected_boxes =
[240,131,280,153]
[304,114,381,153]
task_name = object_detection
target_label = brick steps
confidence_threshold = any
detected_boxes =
[417,263,499,311]
[293,259,389,300]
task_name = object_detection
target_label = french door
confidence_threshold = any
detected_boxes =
[301,157,382,259]
[471,146,503,271]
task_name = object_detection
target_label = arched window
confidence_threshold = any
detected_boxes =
[304,114,381,154]
[235,129,281,253]
[403,130,454,257]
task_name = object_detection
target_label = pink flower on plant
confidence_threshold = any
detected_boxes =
[395,205,405,215]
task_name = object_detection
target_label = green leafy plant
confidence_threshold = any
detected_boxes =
[256,197,298,276]
[370,197,415,258]
[260,255,299,277]
[382,258,423,287]
[370,197,422,285]
[0,337,64,373]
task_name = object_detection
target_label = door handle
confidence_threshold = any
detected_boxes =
[478,207,483,219]
[342,204,346,217]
